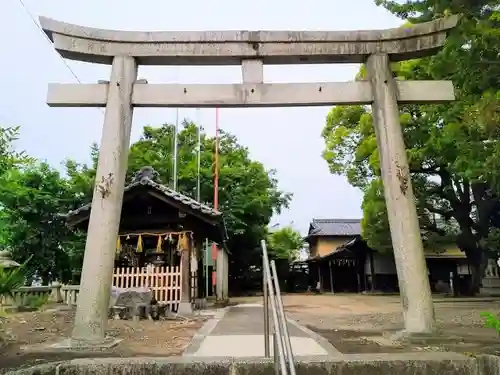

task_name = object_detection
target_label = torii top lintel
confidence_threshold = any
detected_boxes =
[39,15,459,66]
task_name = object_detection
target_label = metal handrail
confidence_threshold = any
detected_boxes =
[262,240,296,375]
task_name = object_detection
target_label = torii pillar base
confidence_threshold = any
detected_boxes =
[177,302,194,316]
[20,337,122,354]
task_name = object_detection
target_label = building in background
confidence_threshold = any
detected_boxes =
[305,218,474,295]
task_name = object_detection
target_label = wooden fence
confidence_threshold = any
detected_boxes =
[113,266,182,309]
[6,266,191,311]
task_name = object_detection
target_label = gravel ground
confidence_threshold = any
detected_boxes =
[231,294,500,354]
[0,304,206,373]
[280,294,500,354]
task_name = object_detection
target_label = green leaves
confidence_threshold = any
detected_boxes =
[126,121,291,258]
[321,0,500,273]
[322,106,375,188]
[0,259,32,301]
[0,120,290,284]
[267,227,303,260]
[480,311,500,335]
[0,127,87,284]
[125,121,293,276]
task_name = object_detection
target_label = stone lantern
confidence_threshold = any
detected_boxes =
[0,250,20,268]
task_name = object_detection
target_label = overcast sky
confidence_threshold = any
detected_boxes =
[1,0,401,234]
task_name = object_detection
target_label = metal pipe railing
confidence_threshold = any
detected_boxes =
[262,240,287,375]
[261,239,296,375]
[263,265,270,357]
[271,260,296,375]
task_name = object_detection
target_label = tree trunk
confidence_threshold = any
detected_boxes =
[469,263,481,295]
[465,247,486,295]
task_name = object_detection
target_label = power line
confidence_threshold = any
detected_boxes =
[16,0,105,116]
[16,0,82,84]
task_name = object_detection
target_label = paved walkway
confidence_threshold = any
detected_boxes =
[184,303,339,357]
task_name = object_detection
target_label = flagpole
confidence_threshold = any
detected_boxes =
[212,107,220,295]
[172,68,180,191]
[196,108,202,202]
[173,107,179,191]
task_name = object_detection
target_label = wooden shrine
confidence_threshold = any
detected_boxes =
[66,167,226,311]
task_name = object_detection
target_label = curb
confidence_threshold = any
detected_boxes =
[183,307,230,356]
[286,317,342,356]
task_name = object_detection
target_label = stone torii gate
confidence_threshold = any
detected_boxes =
[40,15,458,346]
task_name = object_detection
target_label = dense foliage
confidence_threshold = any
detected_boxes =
[267,226,304,261]
[0,121,291,285]
[126,122,292,276]
[322,0,500,292]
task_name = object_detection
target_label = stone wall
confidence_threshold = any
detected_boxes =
[5,353,500,375]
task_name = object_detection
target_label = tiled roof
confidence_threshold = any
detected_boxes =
[308,218,361,237]
[66,176,221,219]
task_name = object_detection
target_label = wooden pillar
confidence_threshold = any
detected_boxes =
[329,260,334,293]
[369,251,376,292]
[356,270,362,293]
[178,238,193,315]
[318,263,323,292]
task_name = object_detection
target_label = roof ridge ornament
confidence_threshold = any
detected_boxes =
[131,166,160,184]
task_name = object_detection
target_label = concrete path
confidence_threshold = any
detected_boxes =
[184,303,339,357]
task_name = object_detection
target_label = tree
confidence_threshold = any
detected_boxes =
[267,226,304,260]
[70,121,291,281]
[0,162,86,283]
[0,126,87,283]
[322,2,500,292]
[0,126,33,249]
[128,122,291,272]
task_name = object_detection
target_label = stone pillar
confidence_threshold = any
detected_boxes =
[366,54,434,334]
[49,281,63,303]
[178,246,193,315]
[71,56,137,344]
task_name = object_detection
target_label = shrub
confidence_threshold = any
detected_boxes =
[0,266,26,313]
[21,294,49,310]
[480,311,500,335]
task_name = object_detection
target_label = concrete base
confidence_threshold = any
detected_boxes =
[362,335,405,348]
[9,352,489,375]
[177,302,193,315]
[387,329,480,347]
[21,336,122,353]
[389,329,438,343]
[480,277,500,296]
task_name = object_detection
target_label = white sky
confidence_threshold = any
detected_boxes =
[1,0,401,234]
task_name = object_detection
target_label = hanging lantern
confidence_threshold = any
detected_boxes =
[116,236,122,253]
[156,235,163,253]
[136,235,143,253]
